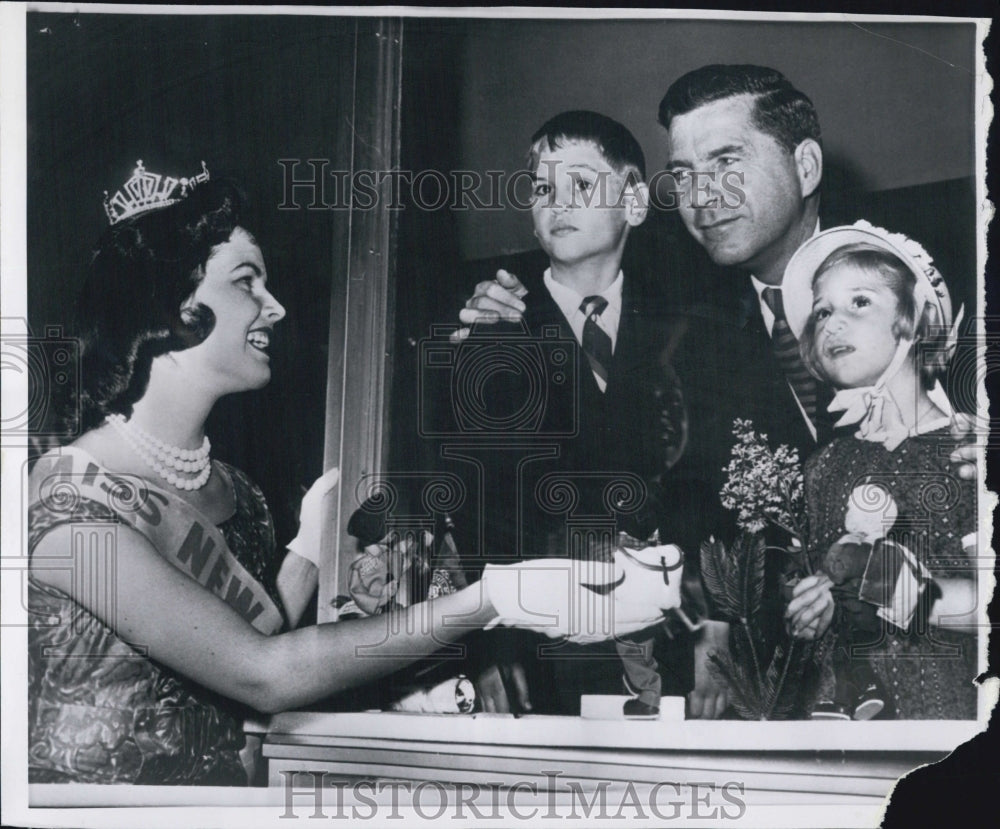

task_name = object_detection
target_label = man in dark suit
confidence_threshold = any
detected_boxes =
[657,65,976,654]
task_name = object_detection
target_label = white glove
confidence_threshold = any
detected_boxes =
[482,544,683,644]
[286,468,340,567]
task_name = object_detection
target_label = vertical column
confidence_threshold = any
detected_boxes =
[319,18,404,622]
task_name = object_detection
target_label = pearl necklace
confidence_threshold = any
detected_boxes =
[108,413,210,471]
[107,413,212,491]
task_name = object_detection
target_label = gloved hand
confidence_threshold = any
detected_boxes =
[286,467,340,567]
[482,544,683,644]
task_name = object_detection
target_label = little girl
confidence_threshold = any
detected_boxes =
[782,221,978,720]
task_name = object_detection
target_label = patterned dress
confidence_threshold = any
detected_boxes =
[804,430,979,719]
[28,457,285,785]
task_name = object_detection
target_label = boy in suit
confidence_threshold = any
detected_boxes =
[444,111,691,717]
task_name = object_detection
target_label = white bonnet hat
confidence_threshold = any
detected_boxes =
[782,220,953,341]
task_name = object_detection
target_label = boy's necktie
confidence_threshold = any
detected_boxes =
[580,295,613,389]
[761,286,818,426]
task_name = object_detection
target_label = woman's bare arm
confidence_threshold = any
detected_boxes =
[32,523,494,714]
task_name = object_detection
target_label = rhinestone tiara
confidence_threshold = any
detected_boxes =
[103,160,210,225]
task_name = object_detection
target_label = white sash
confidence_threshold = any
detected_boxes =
[29,448,284,635]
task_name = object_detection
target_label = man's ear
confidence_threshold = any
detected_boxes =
[794,138,823,199]
[623,180,650,228]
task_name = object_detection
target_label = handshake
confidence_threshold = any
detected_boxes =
[481,542,684,644]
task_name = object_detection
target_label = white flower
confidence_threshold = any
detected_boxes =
[844,483,898,542]
[720,419,805,538]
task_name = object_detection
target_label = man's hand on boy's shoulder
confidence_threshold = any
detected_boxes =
[452,269,529,342]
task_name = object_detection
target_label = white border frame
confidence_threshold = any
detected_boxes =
[1,5,994,828]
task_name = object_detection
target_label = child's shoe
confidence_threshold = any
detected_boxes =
[623,698,660,719]
[852,683,885,720]
[810,700,851,720]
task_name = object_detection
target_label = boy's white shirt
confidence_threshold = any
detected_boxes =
[543,266,624,392]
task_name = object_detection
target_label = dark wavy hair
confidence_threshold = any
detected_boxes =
[657,64,822,155]
[66,177,247,434]
[527,110,646,180]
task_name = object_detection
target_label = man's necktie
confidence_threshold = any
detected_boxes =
[761,286,817,425]
[580,295,613,389]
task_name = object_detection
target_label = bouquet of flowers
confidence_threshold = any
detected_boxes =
[701,420,827,720]
[719,419,807,567]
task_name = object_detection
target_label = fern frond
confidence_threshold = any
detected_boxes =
[764,641,819,719]
[741,533,767,636]
[698,539,725,604]
[709,652,761,720]
[763,642,792,720]
[700,538,740,619]
[700,525,827,720]
[723,539,745,618]
[737,618,764,700]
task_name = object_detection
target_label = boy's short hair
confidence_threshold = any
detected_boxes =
[798,243,951,388]
[658,64,821,155]
[527,110,646,180]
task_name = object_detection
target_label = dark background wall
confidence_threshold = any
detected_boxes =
[27,13,354,545]
[453,18,977,259]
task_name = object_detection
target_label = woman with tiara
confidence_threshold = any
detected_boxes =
[27,161,675,785]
